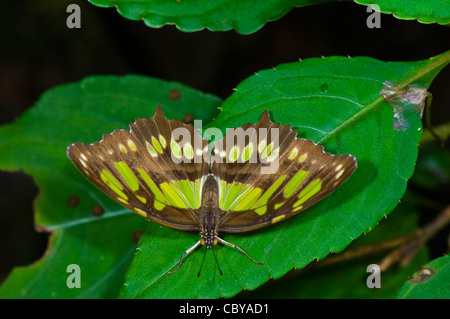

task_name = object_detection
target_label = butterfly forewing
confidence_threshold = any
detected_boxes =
[211,111,357,233]
[67,106,210,231]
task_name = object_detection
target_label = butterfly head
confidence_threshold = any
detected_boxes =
[200,234,218,249]
[199,210,219,249]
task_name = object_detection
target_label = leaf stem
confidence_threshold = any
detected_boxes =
[397,50,450,89]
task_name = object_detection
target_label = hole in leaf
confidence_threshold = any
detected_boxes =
[380,81,428,132]
[320,83,328,93]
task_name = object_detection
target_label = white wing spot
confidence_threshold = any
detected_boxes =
[267,147,280,162]
[288,147,298,160]
[79,159,88,168]
[299,154,307,163]
[335,169,345,179]
[128,140,137,151]
[147,141,158,157]
[229,146,240,162]
[258,140,266,153]
[184,143,194,160]
[119,144,127,153]
[159,135,167,149]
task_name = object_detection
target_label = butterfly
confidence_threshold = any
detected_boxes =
[67,106,357,276]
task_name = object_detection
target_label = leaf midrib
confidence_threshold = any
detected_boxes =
[317,51,450,144]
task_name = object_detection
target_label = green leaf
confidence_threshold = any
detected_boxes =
[120,51,450,299]
[248,250,429,298]
[355,0,450,25]
[2,53,448,299]
[0,75,221,298]
[87,0,450,34]
[0,214,144,298]
[87,0,333,34]
[397,254,450,299]
[244,192,429,298]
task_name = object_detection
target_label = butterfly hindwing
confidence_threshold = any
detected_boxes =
[67,106,210,231]
[212,111,357,233]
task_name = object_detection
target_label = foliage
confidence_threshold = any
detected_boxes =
[1,52,449,298]
[88,0,450,34]
[397,254,450,299]
[1,0,449,300]
[0,76,221,298]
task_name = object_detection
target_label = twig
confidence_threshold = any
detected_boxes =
[238,205,450,297]
[379,204,450,271]
[310,204,450,272]
[312,236,408,270]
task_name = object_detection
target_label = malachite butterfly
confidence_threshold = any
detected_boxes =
[67,106,357,275]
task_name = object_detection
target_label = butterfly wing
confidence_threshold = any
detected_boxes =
[67,106,210,231]
[211,111,357,233]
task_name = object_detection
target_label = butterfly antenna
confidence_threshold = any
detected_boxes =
[167,239,202,274]
[197,247,207,278]
[217,237,264,265]
[212,246,223,276]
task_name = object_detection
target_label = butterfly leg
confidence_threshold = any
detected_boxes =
[217,237,264,265]
[167,239,202,274]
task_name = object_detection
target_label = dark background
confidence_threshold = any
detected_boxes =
[0,0,449,284]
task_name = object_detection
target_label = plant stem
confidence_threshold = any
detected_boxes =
[239,205,450,297]
[379,204,450,271]
[311,204,450,271]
